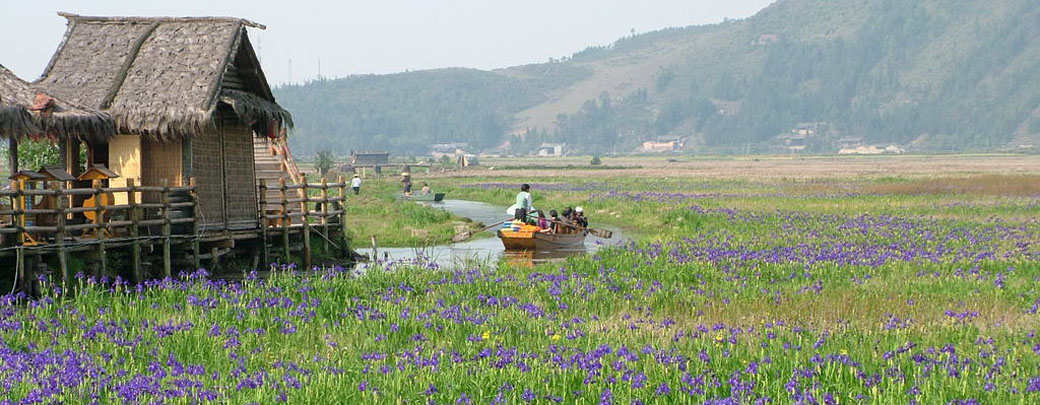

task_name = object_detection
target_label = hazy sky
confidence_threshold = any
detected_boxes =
[0,0,774,86]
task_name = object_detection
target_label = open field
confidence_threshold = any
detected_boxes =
[1,155,1038,403]
[451,154,1040,181]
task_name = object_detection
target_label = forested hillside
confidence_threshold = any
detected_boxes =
[275,0,1040,156]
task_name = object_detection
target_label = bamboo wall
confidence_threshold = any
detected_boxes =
[221,115,258,230]
[191,125,226,229]
[142,138,184,203]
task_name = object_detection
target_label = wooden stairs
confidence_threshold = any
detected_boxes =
[253,136,304,213]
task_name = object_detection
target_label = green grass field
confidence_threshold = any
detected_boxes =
[2,156,1039,403]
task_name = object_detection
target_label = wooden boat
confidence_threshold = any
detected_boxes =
[498,226,586,250]
[396,192,445,202]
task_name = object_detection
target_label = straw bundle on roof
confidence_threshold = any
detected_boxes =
[0,64,114,141]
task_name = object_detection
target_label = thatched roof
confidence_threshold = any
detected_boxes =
[0,64,114,141]
[36,13,292,140]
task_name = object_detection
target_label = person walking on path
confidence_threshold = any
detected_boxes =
[351,174,362,195]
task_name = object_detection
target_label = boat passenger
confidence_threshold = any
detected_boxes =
[548,209,560,233]
[537,211,550,231]
[559,207,574,234]
[575,206,588,228]
[514,207,527,222]
[420,183,431,195]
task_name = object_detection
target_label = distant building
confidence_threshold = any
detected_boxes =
[537,143,566,157]
[793,123,819,136]
[430,143,469,159]
[839,145,882,155]
[457,154,478,168]
[641,136,685,153]
[777,134,808,152]
[838,137,863,149]
[838,145,904,155]
[350,150,389,166]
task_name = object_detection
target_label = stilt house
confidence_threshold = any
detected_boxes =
[35,13,295,235]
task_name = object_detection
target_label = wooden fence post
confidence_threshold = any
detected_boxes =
[211,246,220,271]
[301,183,312,270]
[94,180,107,278]
[13,180,25,291]
[128,179,142,283]
[320,178,329,254]
[371,235,378,265]
[338,176,349,257]
[54,183,69,285]
[161,179,171,278]
[189,177,200,270]
[279,178,290,262]
[258,179,269,267]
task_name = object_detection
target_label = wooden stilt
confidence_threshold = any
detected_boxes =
[320,178,329,254]
[258,179,269,267]
[55,184,68,285]
[339,177,349,257]
[7,137,17,175]
[301,182,311,269]
[211,246,220,271]
[93,181,107,278]
[128,179,142,283]
[189,178,200,270]
[13,179,25,291]
[280,178,290,262]
[66,139,81,177]
[53,183,68,286]
[161,179,172,278]
[371,235,378,265]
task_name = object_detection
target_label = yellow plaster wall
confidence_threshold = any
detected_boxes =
[108,135,141,205]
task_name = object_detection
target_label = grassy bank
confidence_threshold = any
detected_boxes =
[335,177,476,247]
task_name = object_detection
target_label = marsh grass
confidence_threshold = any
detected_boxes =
[337,179,476,247]
[2,164,1039,403]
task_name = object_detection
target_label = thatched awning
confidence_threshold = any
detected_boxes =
[220,89,294,136]
[0,64,114,142]
[35,13,292,141]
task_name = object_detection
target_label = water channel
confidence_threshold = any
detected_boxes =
[371,200,624,269]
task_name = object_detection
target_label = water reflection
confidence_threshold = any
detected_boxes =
[370,200,621,269]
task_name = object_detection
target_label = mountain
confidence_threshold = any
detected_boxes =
[274,0,1040,156]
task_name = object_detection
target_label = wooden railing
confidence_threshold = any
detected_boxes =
[258,177,349,268]
[272,136,305,185]
[0,176,353,287]
[0,179,198,284]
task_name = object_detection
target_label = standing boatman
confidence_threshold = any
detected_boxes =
[507,183,534,222]
[401,171,413,196]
